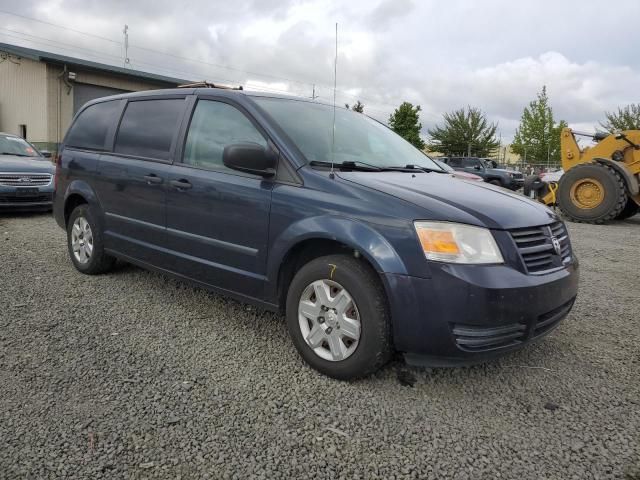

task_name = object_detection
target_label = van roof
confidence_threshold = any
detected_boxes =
[82,87,331,109]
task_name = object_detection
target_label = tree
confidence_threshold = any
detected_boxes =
[427,106,499,157]
[344,100,365,113]
[388,102,425,149]
[600,104,640,132]
[512,86,566,165]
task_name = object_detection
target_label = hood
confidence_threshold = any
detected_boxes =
[336,171,558,230]
[0,155,55,174]
[491,168,519,174]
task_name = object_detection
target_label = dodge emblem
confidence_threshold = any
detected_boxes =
[551,236,562,256]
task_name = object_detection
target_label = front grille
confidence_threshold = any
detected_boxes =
[0,173,52,186]
[510,222,572,274]
[533,298,574,337]
[451,322,527,352]
[512,172,524,180]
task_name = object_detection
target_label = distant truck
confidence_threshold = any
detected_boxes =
[442,157,524,190]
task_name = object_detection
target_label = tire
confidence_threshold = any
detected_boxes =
[522,175,541,197]
[67,204,116,275]
[285,254,392,380]
[557,163,627,224]
[616,198,639,220]
[488,179,502,187]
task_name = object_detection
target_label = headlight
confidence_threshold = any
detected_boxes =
[413,221,504,264]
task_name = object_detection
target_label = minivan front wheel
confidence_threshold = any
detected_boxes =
[67,204,115,275]
[286,254,391,380]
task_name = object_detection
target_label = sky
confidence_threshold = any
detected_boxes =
[1,0,640,142]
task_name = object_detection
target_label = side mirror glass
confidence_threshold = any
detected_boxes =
[223,143,277,178]
[40,150,52,158]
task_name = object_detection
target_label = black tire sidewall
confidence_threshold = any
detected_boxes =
[616,198,639,220]
[285,255,390,380]
[558,164,625,222]
[67,204,111,274]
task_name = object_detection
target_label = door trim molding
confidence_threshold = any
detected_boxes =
[105,211,258,256]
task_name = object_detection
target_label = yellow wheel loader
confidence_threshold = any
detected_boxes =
[525,128,640,223]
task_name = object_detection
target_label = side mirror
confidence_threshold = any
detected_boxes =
[223,143,278,178]
[474,165,482,170]
[40,150,52,158]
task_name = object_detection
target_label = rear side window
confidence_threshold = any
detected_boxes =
[115,99,185,160]
[65,101,121,150]
[448,158,462,167]
[183,100,267,171]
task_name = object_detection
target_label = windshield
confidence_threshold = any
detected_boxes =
[253,97,443,171]
[434,159,454,173]
[0,134,41,158]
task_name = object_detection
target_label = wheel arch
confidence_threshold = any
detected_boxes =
[62,180,101,227]
[267,216,408,310]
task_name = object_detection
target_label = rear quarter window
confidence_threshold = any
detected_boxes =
[65,101,122,151]
[114,99,186,160]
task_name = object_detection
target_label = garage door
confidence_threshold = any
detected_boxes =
[73,83,129,114]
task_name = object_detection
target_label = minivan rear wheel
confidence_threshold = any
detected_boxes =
[67,204,115,275]
[285,254,391,380]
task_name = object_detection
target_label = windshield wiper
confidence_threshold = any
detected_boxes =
[0,152,30,157]
[401,164,447,173]
[309,160,382,172]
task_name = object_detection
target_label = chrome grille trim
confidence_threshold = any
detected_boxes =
[510,222,573,274]
[0,173,52,187]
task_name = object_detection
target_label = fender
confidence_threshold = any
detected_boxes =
[594,158,640,195]
[61,179,103,225]
[265,215,409,300]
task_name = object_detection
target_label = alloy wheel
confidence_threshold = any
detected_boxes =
[71,216,94,264]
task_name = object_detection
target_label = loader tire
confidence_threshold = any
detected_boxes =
[615,198,639,220]
[557,163,627,224]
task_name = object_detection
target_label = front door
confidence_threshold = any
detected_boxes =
[164,98,274,299]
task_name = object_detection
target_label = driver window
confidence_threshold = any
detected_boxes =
[183,100,267,171]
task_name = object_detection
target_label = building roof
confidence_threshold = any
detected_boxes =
[0,42,192,86]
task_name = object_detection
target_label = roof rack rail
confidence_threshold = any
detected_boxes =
[177,81,243,90]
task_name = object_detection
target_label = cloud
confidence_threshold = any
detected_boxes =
[2,0,640,140]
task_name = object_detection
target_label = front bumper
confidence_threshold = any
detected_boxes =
[0,192,53,211]
[507,178,525,190]
[384,260,579,366]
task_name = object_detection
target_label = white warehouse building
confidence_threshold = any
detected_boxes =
[0,42,191,153]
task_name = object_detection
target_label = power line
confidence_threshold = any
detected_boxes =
[0,9,403,112]
[0,28,397,120]
[0,31,297,98]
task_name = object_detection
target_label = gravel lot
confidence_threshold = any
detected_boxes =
[1,212,639,479]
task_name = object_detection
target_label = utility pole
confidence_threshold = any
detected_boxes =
[123,24,130,68]
[467,142,471,157]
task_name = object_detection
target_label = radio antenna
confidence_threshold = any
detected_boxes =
[330,22,338,178]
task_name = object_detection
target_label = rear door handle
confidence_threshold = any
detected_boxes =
[143,174,163,184]
[170,179,192,190]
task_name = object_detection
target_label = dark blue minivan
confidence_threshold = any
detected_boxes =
[53,87,579,379]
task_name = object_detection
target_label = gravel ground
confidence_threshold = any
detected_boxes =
[1,212,639,479]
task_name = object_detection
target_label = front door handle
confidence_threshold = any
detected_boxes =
[143,174,163,184]
[170,179,193,190]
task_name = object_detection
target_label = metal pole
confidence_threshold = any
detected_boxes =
[123,24,130,68]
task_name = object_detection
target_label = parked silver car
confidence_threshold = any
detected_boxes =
[0,133,55,211]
